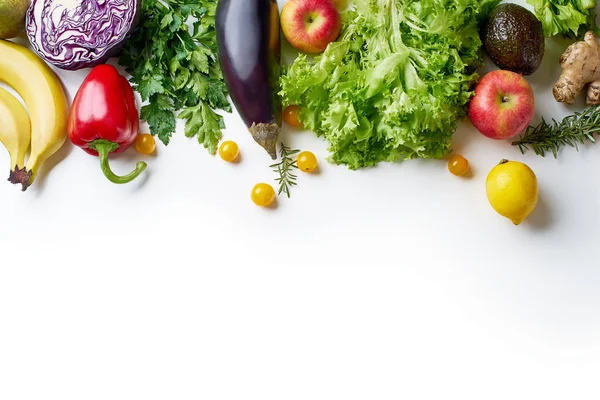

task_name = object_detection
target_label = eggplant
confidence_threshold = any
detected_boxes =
[216,0,282,159]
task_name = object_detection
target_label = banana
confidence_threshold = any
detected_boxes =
[0,39,68,191]
[0,86,30,180]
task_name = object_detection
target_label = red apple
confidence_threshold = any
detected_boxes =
[280,0,342,53]
[468,70,535,140]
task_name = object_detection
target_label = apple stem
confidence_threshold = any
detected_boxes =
[502,96,510,103]
[499,159,509,165]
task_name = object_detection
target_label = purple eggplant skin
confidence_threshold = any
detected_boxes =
[216,0,281,159]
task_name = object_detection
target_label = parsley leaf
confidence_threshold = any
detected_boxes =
[207,77,231,111]
[119,0,230,150]
[180,101,225,154]
[136,74,165,101]
[140,98,176,145]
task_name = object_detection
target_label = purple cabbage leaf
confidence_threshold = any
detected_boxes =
[26,0,140,70]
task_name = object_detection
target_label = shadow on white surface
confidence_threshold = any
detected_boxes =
[525,191,553,231]
[30,140,74,194]
[108,147,154,191]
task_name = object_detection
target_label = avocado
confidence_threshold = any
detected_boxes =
[482,4,545,75]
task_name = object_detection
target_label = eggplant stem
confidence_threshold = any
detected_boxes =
[249,122,280,159]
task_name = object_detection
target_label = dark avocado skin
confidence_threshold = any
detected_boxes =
[482,4,545,75]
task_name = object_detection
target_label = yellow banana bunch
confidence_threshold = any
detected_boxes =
[0,86,30,179]
[0,39,68,191]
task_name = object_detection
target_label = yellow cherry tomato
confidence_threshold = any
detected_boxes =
[134,134,156,155]
[219,140,239,162]
[297,151,318,172]
[448,154,469,176]
[251,183,276,207]
[283,105,303,128]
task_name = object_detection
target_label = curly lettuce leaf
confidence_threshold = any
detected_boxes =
[527,0,598,38]
[280,0,500,169]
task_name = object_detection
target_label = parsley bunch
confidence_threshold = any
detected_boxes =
[119,0,231,153]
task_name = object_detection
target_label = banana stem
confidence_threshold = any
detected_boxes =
[7,166,33,191]
[88,139,147,184]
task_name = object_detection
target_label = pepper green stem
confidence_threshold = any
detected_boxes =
[88,139,147,184]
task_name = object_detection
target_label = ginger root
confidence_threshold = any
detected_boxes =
[553,31,600,105]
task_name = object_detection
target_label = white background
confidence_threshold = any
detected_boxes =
[1,0,599,398]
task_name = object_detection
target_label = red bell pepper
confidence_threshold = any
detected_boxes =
[68,64,146,184]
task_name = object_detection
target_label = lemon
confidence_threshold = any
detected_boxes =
[486,159,538,225]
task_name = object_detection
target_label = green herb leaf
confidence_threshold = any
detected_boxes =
[179,101,225,154]
[119,0,230,151]
[270,143,300,198]
[140,99,177,146]
[512,105,600,157]
[136,74,165,101]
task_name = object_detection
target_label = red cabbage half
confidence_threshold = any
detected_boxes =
[26,0,141,70]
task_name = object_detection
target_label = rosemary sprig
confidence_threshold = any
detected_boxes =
[512,105,600,157]
[270,142,300,198]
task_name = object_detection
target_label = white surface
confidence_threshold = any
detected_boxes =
[1,1,599,398]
